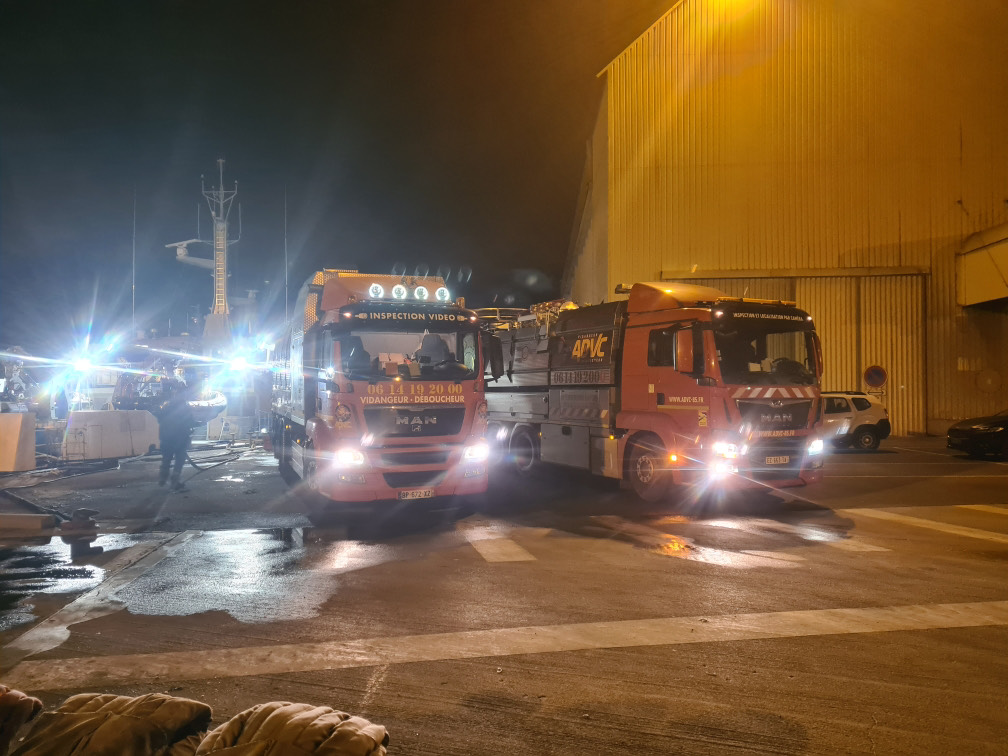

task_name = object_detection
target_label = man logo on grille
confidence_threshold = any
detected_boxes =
[396,415,437,426]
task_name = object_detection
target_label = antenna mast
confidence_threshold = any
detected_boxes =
[200,158,238,349]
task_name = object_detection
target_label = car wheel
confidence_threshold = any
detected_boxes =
[628,437,668,502]
[853,427,880,451]
[509,428,539,476]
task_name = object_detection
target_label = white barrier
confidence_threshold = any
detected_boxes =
[0,412,36,471]
[61,410,160,461]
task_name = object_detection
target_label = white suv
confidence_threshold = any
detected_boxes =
[821,392,892,450]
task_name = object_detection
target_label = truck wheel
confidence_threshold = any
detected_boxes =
[304,442,319,490]
[853,427,880,451]
[509,428,539,476]
[298,442,326,507]
[628,439,668,502]
[278,427,297,482]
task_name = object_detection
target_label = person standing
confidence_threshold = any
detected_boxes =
[155,381,195,492]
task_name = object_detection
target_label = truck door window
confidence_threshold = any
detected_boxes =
[647,328,677,367]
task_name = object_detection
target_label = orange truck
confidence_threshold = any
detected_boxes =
[270,270,499,506]
[478,282,825,500]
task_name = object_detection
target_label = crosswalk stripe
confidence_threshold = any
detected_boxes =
[457,519,537,562]
[837,508,1008,544]
[467,538,536,562]
[7,600,1006,692]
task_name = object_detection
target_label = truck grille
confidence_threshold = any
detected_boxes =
[382,470,448,488]
[737,400,812,432]
[380,450,450,466]
[747,438,805,480]
[363,407,466,438]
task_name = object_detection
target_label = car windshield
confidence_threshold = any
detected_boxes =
[336,328,478,381]
[714,326,817,386]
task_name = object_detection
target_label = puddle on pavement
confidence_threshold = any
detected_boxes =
[114,528,397,624]
[0,533,149,633]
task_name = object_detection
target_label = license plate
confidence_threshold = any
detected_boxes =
[398,488,435,500]
[765,455,790,465]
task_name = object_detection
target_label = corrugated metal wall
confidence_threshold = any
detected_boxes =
[592,0,1008,433]
[680,274,926,434]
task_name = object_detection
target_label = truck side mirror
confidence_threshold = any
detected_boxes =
[483,332,505,381]
[675,329,694,374]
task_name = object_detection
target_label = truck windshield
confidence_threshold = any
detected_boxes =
[714,325,817,386]
[336,329,478,381]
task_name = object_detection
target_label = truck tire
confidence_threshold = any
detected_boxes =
[853,426,880,451]
[509,427,539,476]
[628,438,668,502]
[298,441,326,508]
[278,426,299,485]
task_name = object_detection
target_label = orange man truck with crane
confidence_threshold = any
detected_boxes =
[270,270,500,507]
[479,282,825,500]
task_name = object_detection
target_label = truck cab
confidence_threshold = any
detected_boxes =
[616,284,824,499]
[271,271,493,506]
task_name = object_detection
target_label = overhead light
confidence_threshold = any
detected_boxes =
[368,283,384,299]
[414,286,429,300]
[392,284,408,300]
[435,287,451,302]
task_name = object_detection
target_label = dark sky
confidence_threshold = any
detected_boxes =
[0,0,675,355]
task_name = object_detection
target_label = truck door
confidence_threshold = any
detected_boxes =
[645,323,712,444]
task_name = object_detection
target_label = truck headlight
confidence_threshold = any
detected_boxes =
[711,441,738,459]
[807,439,825,456]
[335,448,366,466]
[463,442,490,462]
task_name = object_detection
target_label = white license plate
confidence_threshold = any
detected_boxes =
[398,488,435,500]
[765,455,790,465]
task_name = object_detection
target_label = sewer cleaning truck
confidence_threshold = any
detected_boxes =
[270,270,500,507]
[478,282,825,501]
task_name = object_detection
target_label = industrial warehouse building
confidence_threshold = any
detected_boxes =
[563,0,1008,436]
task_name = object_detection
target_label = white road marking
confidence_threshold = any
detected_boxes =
[2,531,199,665]
[7,600,1006,692]
[467,538,536,562]
[357,664,389,712]
[825,538,890,552]
[958,504,1008,516]
[458,518,536,562]
[837,509,1008,544]
[739,550,806,562]
[825,474,1008,478]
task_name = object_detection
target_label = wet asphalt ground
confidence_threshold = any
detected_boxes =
[1,437,1006,754]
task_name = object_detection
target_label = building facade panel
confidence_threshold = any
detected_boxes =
[578,0,1008,432]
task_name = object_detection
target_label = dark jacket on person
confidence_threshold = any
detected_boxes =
[156,392,195,446]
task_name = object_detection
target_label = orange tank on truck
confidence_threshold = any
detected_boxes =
[477,282,825,501]
[270,269,503,506]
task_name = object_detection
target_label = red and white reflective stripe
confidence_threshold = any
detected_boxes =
[731,387,816,399]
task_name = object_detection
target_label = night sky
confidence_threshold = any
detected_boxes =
[1,0,676,356]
